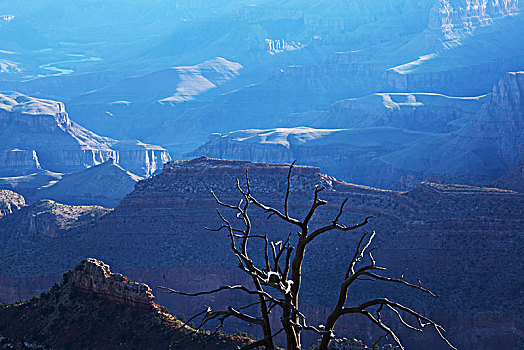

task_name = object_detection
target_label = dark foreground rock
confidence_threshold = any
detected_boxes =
[0,258,253,350]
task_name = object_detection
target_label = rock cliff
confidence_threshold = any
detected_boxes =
[0,149,41,176]
[0,199,110,241]
[428,0,521,48]
[283,92,486,132]
[0,161,143,208]
[0,158,522,349]
[0,92,170,177]
[452,71,524,168]
[0,189,24,218]
[0,258,252,350]
[192,72,524,188]
[188,127,447,188]
[63,258,155,312]
[401,71,524,180]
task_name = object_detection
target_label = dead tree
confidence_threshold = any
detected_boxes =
[161,162,456,350]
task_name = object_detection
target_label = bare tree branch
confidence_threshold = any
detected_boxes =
[163,162,455,350]
[284,160,296,219]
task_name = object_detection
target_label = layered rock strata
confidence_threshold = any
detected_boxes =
[0,258,251,350]
[0,158,522,349]
[0,199,111,240]
[63,258,155,312]
[192,72,524,188]
[418,71,524,179]
[0,92,170,177]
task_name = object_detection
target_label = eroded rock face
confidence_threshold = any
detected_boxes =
[432,71,524,178]
[62,258,155,312]
[0,149,41,176]
[0,199,110,240]
[0,189,25,218]
[193,72,524,188]
[428,0,521,47]
[0,258,251,350]
[0,158,522,349]
[0,92,170,177]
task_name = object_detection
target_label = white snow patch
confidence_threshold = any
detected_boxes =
[0,60,21,73]
[229,127,343,148]
[109,101,131,106]
[159,57,242,104]
[389,54,438,74]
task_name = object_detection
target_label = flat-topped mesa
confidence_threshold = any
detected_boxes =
[0,91,171,177]
[0,92,70,131]
[62,258,155,312]
[164,156,320,176]
[415,181,518,196]
[144,156,325,195]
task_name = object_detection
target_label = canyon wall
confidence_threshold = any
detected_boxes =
[1,157,521,349]
[192,72,524,188]
[0,92,170,177]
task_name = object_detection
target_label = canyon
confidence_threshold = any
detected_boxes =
[2,0,521,162]
[0,92,170,178]
[0,157,521,349]
[0,161,142,207]
[191,72,524,188]
[0,1,522,348]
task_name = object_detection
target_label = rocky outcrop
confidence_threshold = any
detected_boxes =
[63,258,155,312]
[0,189,25,218]
[417,71,524,179]
[428,0,521,48]
[283,92,486,132]
[0,92,170,177]
[0,259,251,350]
[0,199,111,240]
[0,158,522,349]
[188,127,446,188]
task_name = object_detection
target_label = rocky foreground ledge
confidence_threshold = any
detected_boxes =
[0,259,253,350]
[62,258,156,312]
